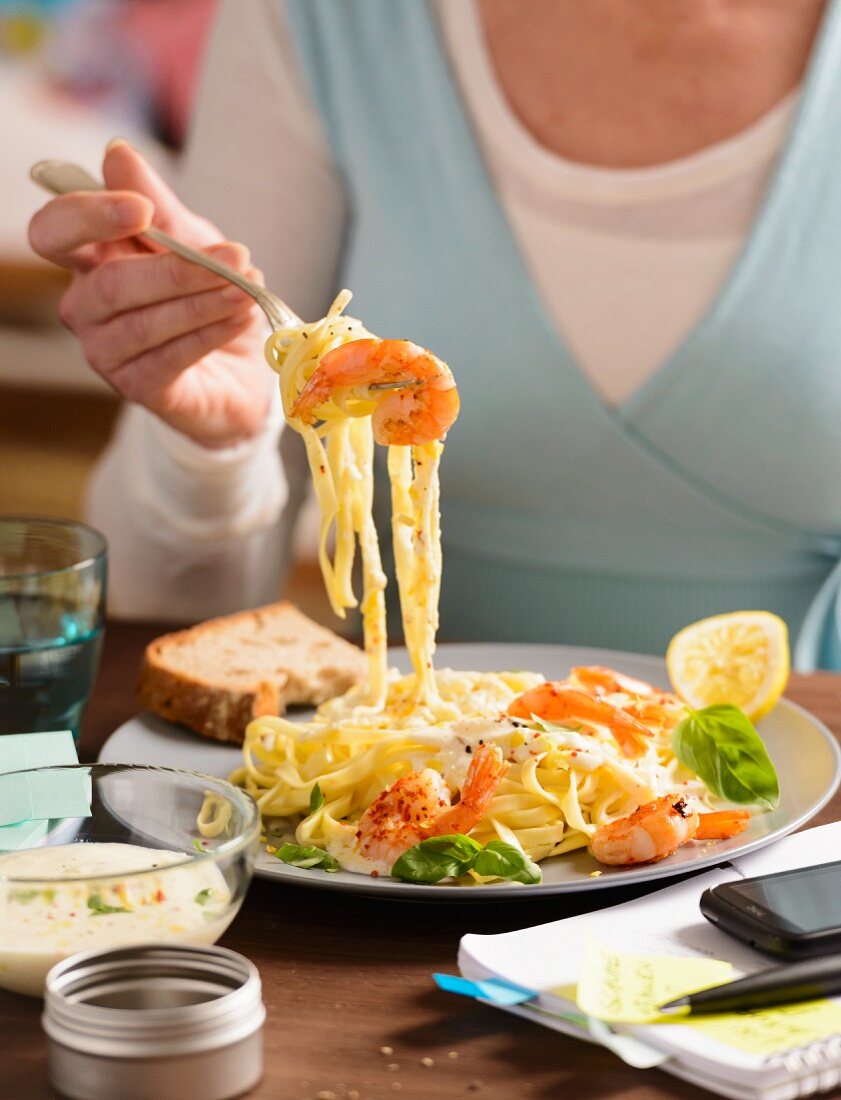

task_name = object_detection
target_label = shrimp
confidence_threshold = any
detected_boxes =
[571,666,656,697]
[507,683,652,759]
[591,795,700,865]
[695,809,751,840]
[570,667,683,731]
[591,795,751,865]
[291,338,460,445]
[355,743,508,868]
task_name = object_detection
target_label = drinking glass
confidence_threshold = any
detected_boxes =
[0,517,107,739]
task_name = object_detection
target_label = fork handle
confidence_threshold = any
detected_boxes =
[30,159,302,331]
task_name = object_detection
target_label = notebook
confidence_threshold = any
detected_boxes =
[452,822,841,1100]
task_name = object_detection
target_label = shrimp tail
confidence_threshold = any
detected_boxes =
[459,743,508,814]
[695,809,751,840]
[422,744,507,838]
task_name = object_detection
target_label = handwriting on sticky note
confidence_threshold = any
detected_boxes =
[574,938,841,1056]
[688,999,841,1055]
[575,938,734,1024]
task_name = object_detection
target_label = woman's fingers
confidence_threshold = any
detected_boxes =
[28,190,152,270]
[110,311,259,406]
[103,140,220,246]
[84,288,259,374]
[62,242,253,327]
[29,142,223,274]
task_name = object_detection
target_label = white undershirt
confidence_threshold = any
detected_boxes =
[442,0,797,403]
[87,0,797,619]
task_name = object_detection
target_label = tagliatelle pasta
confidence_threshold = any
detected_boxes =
[230,669,714,873]
[230,292,719,882]
[263,290,449,710]
[265,292,389,703]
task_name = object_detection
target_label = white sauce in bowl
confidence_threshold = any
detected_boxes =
[0,843,232,997]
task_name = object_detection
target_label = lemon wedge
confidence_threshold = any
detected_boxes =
[666,611,790,721]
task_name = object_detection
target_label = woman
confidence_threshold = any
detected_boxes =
[28,0,841,665]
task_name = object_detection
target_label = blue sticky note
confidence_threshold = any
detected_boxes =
[434,973,536,1006]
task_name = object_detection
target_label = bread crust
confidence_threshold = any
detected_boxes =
[138,601,366,744]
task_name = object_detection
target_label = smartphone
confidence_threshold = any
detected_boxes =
[700,860,841,959]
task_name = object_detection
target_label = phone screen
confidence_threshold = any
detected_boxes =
[727,860,841,933]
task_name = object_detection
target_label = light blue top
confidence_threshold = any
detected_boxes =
[285,0,841,667]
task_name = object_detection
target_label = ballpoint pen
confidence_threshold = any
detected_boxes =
[659,954,841,1016]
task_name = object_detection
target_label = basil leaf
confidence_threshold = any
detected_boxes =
[309,782,325,815]
[194,888,214,906]
[391,834,483,884]
[391,836,542,885]
[472,840,542,885]
[671,704,780,809]
[274,842,339,872]
[87,893,130,915]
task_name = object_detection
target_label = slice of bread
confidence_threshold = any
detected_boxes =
[138,601,368,744]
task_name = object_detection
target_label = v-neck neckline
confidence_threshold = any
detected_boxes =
[429,0,841,425]
[441,0,800,204]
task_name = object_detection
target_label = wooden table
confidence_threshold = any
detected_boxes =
[3,622,841,1100]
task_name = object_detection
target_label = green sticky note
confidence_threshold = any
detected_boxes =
[0,819,51,851]
[574,937,733,1025]
[0,731,89,830]
[0,731,78,775]
[0,769,91,828]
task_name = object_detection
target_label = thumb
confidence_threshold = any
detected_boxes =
[102,139,219,248]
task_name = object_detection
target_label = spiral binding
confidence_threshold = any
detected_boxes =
[767,1034,841,1097]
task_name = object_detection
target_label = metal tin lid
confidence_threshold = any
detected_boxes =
[43,943,265,1059]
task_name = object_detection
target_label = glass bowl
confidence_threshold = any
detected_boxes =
[0,764,260,997]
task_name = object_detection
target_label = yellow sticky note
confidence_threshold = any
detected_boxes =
[574,937,734,1024]
[688,999,841,1055]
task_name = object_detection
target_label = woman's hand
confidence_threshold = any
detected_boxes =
[28,140,271,448]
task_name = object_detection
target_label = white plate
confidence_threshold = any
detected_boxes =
[99,643,841,900]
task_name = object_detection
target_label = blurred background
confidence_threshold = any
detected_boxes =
[0,0,217,520]
[0,0,330,622]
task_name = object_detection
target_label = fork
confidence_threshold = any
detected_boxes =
[30,158,413,391]
[30,159,303,333]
